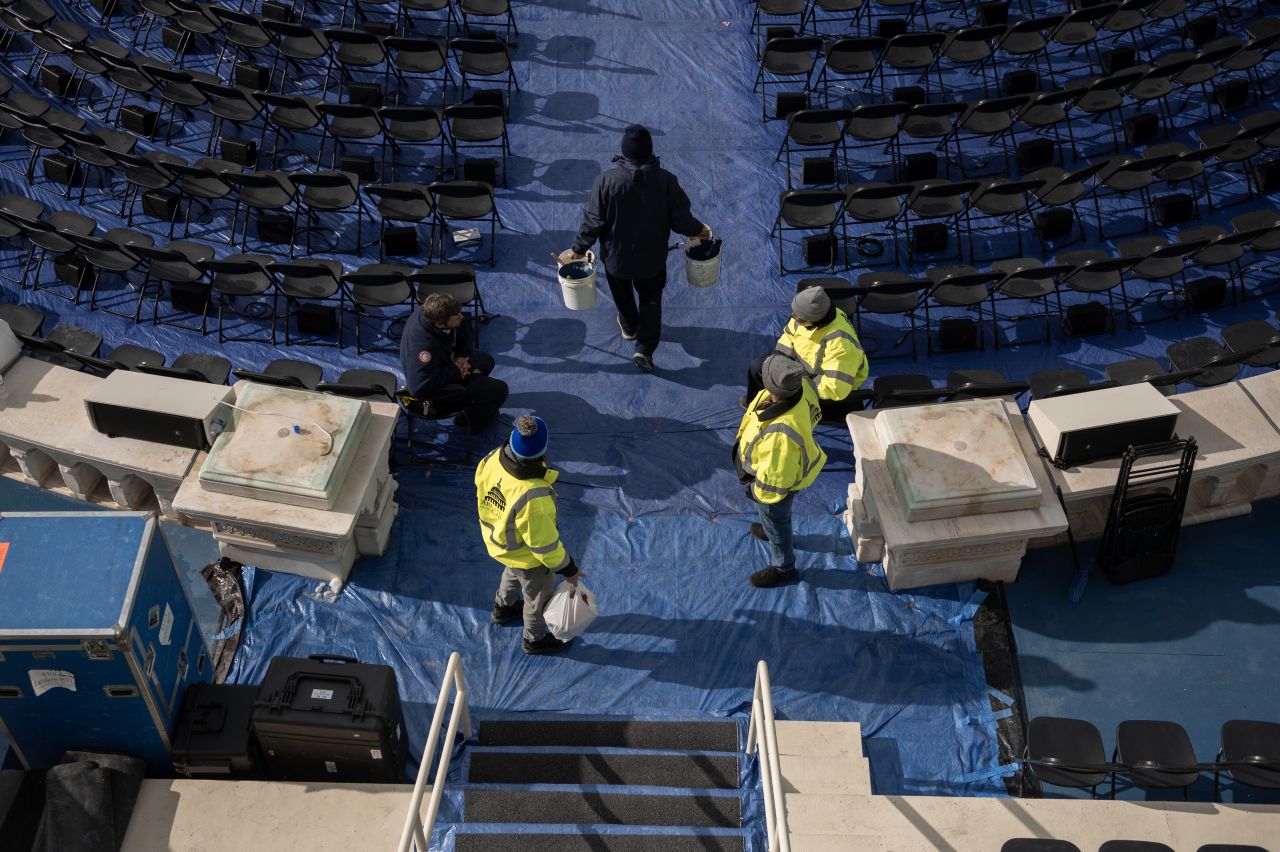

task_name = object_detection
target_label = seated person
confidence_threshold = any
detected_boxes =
[743,285,868,420]
[399,293,508,427]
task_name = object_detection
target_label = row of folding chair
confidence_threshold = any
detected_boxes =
[753,6,1268,119]
[1024,715,1280,801]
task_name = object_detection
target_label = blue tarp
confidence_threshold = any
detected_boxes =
[2,0,1277,803]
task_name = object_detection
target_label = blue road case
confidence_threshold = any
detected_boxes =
[0,512,213,771]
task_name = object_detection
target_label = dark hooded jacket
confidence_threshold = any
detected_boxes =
[571,156,705,280]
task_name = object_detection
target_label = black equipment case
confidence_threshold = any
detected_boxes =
[172,683,261,777]
[251,655,407,782]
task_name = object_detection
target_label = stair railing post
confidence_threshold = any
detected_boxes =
[396,651,466,852]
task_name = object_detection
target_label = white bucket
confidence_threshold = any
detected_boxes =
[684,235,722,288]
[557,250,597,310]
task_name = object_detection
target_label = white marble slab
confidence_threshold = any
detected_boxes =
[875,399,1042,521]
[200,384,370,510]
[848,401,1068,590]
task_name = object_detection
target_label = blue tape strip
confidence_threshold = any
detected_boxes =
[957,707,1014,728]
[950,763,1020,784]
[947,589,989,626]
[988,687,1016,708]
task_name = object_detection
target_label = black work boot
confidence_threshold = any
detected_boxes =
[749,565,798,588]
[523,633,570,654]
[491,600,523,624]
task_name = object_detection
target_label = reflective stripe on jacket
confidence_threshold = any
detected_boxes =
[474,448,570,570]
[775,308,868,401]
[735,380,827,505]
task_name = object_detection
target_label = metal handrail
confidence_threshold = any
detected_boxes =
[746,660,791,852]
[396,651,473,852]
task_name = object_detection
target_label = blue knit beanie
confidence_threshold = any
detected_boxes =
[509,415,549,460]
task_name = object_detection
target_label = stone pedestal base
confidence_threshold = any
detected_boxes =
[12,447,54,487]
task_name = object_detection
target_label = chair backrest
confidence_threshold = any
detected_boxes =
[846,182,912,200]
[887,32,945,50]
[315,381,395,401]
[428,180,495,202]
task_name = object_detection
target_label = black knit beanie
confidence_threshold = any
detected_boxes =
[620,124,653,161]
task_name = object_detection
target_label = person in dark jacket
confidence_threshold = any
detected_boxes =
[399,293,508,427]
[560,124,711,371]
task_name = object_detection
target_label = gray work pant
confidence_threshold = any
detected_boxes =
[495,565,555,642]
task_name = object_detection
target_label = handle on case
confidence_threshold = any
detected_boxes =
[308,654,359,664]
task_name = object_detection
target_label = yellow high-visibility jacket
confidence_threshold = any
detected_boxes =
[475,448,570,571]
[775,308,868,401]
[735,380,827,505]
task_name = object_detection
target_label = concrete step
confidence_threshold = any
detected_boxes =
[468,751,740,789]
[120,780,416,852]
[464,789,741,828]
[773,721,863,759]
[784,793,1280,850]
[478,719,739,752]
[455,833,745,852]
[779,755,871,796]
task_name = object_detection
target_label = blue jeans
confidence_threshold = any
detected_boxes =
[757,491,797,569]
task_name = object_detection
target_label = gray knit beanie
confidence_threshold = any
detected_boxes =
[791,286,831,322]
[762,354,806,398]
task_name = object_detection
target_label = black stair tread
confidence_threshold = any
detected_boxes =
[469,752,740,789]
[464,790,741,828]
[477,720,739,752]
[456,834,745,852]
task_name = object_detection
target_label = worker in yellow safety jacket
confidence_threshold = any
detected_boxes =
[742,285,868,419]
[734,354,827,588]
[475,415,582,654]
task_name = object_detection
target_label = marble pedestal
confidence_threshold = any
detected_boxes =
[174,384,399,590]
[0,358,197,516]
[1041,382,1280,543]
[846,400,1068,590]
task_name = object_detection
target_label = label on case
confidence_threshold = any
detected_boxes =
[311,689,334,701]
[325,761,337,773]
[159,604,174,646]
[29,669,76,697]
[370,749,383,760]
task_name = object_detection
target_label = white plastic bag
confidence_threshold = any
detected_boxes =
[543,581,598,641]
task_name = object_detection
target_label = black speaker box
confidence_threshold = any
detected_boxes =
[1252,159,1280,193]
[977,1,1008,26]
[257,213,294,245]
[383,226,418,256]
[463,157,499,186]
[1100,46,1135,74]
[1214,78,1250,114]
[803,234,836,266]
[802,156,836,185]
[1183,14,1217,46]
[892,85,925,105]
[295,303,336,336]
[1184,276,1227,312]
[1002,69,1038,96]
[161,25,190,55]
[142,189,181,222]
[1123,112,1160,147]
[901,152,936,182]
[912,223,948,256]
[235,62,270,90]
[1035,208,1074,241]
[1152,193,1194,227]
[170,279,211,314]
[39,64,71,99]
[42,155,81,187]
[775,92,807,119]
[877,18,908,39]
[472,89,505,110]
[1018,138,1055,170]
[220,137,258,167]
[938,317,978,352]
[262,1,292,20]
[1064,301,1108,337]
[54,254,93,291]
[340,155,378,182]
[765,26,796,42]
[348,82,383,107]
[121,105,158,138]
